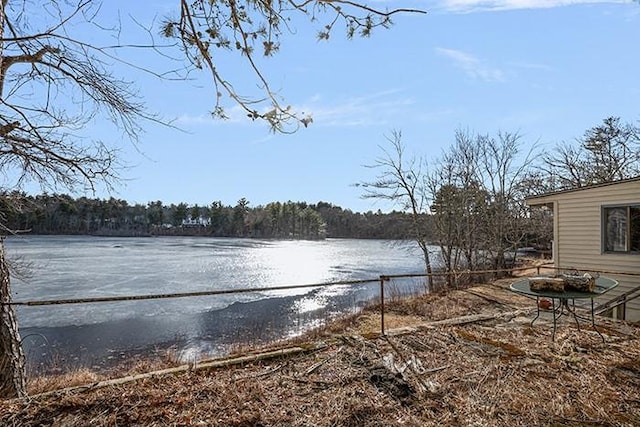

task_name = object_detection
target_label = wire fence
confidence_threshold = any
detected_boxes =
[6,264,544,335]
[8,265,546,306]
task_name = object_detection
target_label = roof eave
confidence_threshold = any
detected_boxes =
[525,176,640,205]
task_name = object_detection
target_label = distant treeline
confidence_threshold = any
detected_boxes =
[0,193,431,240]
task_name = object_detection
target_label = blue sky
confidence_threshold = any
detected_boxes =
[71,1,640,212]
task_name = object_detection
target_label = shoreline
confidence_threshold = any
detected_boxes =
[20,283,384,375]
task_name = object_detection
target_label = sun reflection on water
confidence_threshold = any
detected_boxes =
[252,241,335,289]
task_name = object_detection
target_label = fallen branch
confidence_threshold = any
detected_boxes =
[385,310,532,337]
[423,365,450,374]
[303,346,344,376]
[463,289,519,307]
[234,363,285,380]
[31,342,331,400]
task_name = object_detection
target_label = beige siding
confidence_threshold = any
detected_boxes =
[528,179,640,321]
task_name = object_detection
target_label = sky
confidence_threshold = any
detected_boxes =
[20,0,640,212]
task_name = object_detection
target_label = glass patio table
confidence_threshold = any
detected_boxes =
[510,276,618,341]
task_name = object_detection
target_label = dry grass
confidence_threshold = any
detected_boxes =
[26,368,103,396]
[25,347,184,396]
[2,280,640,426]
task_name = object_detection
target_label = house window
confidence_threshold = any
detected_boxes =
[603,205,640,253]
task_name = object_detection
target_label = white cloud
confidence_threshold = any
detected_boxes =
[175,113,215,126]
[299,89,417,127]
[436,0,629,13]
[508,61,553,72]
[175,104,253,127]
[175,90,417,129]
[435,47,505,82]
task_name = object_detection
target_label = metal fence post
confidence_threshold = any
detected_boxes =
[380,275,386,335]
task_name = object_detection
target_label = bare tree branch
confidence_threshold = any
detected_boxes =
[540,117,640,190]
[0,0,160,196]
[357,130,435,288]
[163,0,426,132]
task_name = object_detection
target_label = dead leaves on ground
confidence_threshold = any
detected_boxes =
[2,284,640,426]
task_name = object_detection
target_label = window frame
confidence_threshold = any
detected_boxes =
[602,204,640,254]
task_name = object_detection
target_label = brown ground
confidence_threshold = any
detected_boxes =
[2,277,640,426]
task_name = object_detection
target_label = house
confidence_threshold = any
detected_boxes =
[526,176,640,322]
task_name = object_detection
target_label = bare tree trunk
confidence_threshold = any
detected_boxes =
[416,238,434,290]
[0,3,26,398]
[0,239,26,398]
[1,0,5,96]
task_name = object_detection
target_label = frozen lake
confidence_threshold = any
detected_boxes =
[5,235,433,371]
